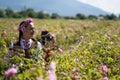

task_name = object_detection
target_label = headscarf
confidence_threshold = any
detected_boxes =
[18,18,33,32]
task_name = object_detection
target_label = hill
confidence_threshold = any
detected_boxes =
[0,0,109,16]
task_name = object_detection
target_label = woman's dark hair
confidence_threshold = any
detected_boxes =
[18,21,24,45]
[41,30,49,45]
[41,30,55,45]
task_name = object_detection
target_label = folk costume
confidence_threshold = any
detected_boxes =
[41,30,55,62]
[6,18,43,68]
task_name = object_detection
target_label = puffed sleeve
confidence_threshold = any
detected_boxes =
[37,41,42,50]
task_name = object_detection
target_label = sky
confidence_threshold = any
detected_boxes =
[77,0,120,14]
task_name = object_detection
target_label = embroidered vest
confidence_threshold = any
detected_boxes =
[8,39,41,59]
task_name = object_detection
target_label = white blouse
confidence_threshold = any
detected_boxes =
[20,38,42,50]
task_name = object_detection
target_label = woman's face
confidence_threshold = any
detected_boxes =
[23,22,35,39]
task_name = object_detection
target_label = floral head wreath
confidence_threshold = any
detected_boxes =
[18,18,33,32]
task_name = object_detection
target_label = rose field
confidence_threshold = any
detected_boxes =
[0,18,120,80]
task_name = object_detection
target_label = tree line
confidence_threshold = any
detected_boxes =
[0,8,119,20]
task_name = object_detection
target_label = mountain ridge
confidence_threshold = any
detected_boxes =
[0,0,109,16]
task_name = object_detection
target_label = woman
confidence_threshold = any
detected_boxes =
[17,18,42,58]
[7,18,42,60]
[41,30,56,62]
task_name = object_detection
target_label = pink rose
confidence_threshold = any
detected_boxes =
[58,48,63,52]
[103,77,108,80]
[71,76,79,80]
[72,68,79,72]
[5,67,17,76]
[49,61,56,71]
[36,77,43,80]
[101,65,108,73]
